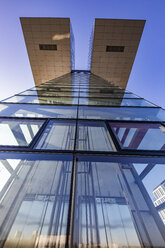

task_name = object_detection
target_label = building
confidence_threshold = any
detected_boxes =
[153,180,165,224]
[20,17,75,86]
[0,17,165,248]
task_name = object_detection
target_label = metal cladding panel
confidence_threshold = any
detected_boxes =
[91,19,145,89]
[20,17,72,86]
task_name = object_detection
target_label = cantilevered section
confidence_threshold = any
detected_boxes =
[20,17,74,86]
[91,19,145,89]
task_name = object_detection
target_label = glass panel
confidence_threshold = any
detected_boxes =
[73,155,165,247]
[0,159,21,196]
[121,166,165,247]
[88,85,121,88]
[37,96,79,105]
[110,122,165,151]
[0,119,44,146]
[79,92,89,97]
[33,87,79,92]
[35,86,79,92]
[73,158,141,248]
[95,88,124,93]
[76,121,114,151]
[3,96,79,105]
[79,92,140,98]
[19,90,79,97]
[78,106,165,121]
[121,98,155,107]
[79,98,155,107]
[36,120,76,150]
[19,90,38,96]
[0,104,77,118]
[134,163,165,225]
[79,89,125,94]
[2,96,36,103]
[0,155,72,248]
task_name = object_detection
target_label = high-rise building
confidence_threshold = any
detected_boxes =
[153,180,165,225]
[0,17,165,248]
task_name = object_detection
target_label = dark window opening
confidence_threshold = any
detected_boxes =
[106,46,125,52]
[100,89,114,93]
[39,44,57,51]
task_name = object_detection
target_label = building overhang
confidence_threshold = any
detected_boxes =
[20,17,74,86]
[91,18,146,89]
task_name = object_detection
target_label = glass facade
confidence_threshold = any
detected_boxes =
[0,71,165,248]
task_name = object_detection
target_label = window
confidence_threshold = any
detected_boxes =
[0,104,78,118]
[79,98,149,107]
[133,162,165,226]
[76,121,114,151]
[106,45,125,52]
[36,120,76,150]
[73,157,141,247]
[109,122,165,151]
[3,95,79,105]
[1,156,72,247]
[78,106,165,121]
[0,118,44,147]
[39,44,57,50]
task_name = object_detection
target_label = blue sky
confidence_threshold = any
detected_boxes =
[0,0,165,109]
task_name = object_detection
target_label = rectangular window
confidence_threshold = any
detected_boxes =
[39,44,57,50]
[76,121,114,151]
[78,98,155,107]
[79,92,139,98]
[73,158,141,247]
[1,156,73,247]
[3,96,79,105]
[20,90,79,97]
[100,88,121,93]
[33,86,79,92]
[78,106,165,122]
[0,119,44,147]
[106,45,125,52]
[0,159,21,194]
[0,104,78,119]
[120,98,156,107]
[109,122,165,151]
[36,120,76,150]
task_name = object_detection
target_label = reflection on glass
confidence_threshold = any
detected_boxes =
[76,121,114,151]
[73,160,141,248]
[79,98,155,107]
[0,104,78,118]
[134,163,165,225]
[2,96,40,104]
[0,162,10,192]
[0,104,8,112]
[0,159,21,196]
[3,96,79,105]
[37,96,79,105]
[79,98,123,106]
[0,119,44,146]
[79,92,89,97]
[2,158,72,248]
[80,92,139,98]
[121,98,155,107]
[78,106,165,121]
[36,120,76,150]
[20,90,38,96]
[121,165,165,247]
[110,122,165,151]
[88,88,125,94]
[34,86,79,92]
[36,91,78,97]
